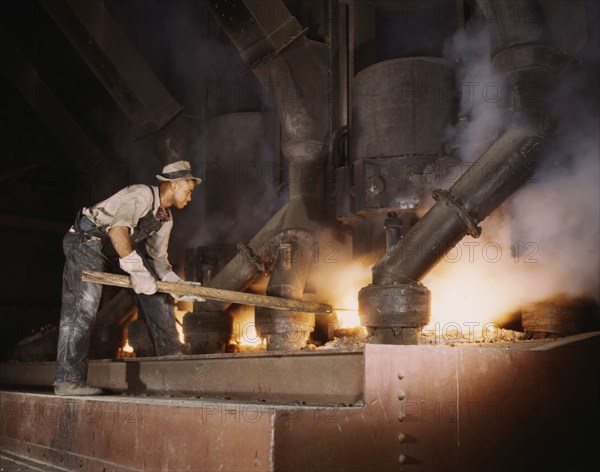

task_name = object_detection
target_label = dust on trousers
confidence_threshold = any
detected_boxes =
[55,230,181,384]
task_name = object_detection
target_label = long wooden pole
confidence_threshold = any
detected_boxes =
[82,271,333,314]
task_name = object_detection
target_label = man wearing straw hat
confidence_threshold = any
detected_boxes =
[54,160,203,396]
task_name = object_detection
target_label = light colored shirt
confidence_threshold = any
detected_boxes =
[82,185,173,278]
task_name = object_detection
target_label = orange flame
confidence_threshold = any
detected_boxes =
[312,261,373,330]
[231,306,266,347]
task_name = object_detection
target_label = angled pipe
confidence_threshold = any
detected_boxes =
[361,0,568,343]
[40,0,182,134]
[40,0,197,163]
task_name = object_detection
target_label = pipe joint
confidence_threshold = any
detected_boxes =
[432,189,482,238]
[359,283,430,345]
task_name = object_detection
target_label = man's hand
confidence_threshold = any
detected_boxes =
[161,271,206,302]
[119,251,158,295]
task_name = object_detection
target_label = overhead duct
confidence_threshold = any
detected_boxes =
[360,0,569,344]
[193,0,330,351]
[40,0,195,164]
[39,0,182,135]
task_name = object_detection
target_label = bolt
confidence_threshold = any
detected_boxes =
[397,372,404,380]
[399,454,407,464]
[398,433,406,443]
[367,176,383,195]
[398,412,406,422]
[398,390,406,400]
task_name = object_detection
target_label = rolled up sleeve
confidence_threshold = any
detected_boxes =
[107,187,153,234]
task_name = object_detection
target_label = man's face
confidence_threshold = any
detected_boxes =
[172,180,196,209]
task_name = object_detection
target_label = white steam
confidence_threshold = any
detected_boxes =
[424,17,599,328]
[443,21,504,162]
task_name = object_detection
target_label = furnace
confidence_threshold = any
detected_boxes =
[1,0,598,471]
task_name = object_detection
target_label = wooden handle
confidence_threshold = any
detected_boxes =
[81,271,333,314]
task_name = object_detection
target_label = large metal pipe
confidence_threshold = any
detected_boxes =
[255,230,315,351]
[347,57,458,260]
[205,0,329,196]
[362,0,567,343]
[372,127,550,284]
[373,0,563,285]
[198,198,321,313]
[193,1,330,349]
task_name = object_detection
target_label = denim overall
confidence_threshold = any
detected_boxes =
[55,186,181,384]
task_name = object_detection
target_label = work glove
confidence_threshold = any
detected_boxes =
[161,271,206,302]
[119,250,158,295]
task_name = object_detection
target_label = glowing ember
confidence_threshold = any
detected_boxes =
[174,306,187,344]
[422,236,530,341]
[231,306,266,348]
[237,322,264,347]
[175,323,185,344]
[312,261,372,330]
[335,295,361,329]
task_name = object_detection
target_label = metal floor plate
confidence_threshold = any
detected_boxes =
[1,334,599,471]
[1,348,365,405]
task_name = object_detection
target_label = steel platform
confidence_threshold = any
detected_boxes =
[0,349,364,405]
[1,334,599,471]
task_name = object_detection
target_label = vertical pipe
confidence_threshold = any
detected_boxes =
[255,231,315,351]
[384,212,402,252]
[337,1,350,130]
[192,0,332,352]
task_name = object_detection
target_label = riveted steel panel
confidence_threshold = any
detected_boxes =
[272,334,600,471]
[1,391,274,471]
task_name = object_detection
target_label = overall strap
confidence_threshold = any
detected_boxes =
[130,185,163,244]
[146,185,157,212]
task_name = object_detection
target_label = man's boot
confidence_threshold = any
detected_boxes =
[54,382,103,396]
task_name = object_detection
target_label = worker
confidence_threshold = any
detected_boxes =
[54,160,203,396]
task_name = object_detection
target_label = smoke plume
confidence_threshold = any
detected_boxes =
[423,11,599,328]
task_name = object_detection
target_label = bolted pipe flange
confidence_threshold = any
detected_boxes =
[183,311,233,354]
[522,298,589,339]
[432,189,481,238]
[255,307,315,351]
[359,283,430,345]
